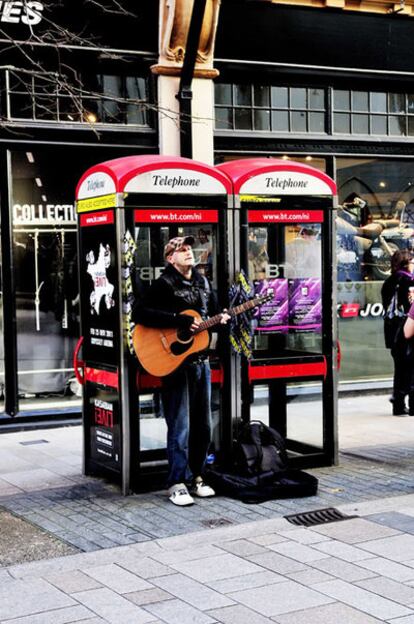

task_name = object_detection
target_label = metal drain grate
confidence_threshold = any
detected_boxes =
[201,517,234,529]
[19,439,49,446]
[284,507,358,527]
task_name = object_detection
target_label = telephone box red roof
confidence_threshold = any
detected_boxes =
[217,158,336,196]
[76,155,232,200]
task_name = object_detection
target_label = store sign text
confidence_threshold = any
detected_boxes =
[13,203,76,225]
[338,302,385,318]
[0,1,43,25]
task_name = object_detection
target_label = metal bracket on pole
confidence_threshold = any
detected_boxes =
[176,0,208,159]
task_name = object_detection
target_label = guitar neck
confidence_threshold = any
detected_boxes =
[194,297,262,334]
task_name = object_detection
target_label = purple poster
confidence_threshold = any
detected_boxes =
[254,279,289,332]
[288,278,322,332]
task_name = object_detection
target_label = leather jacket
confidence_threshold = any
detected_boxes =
[132,263,219,330]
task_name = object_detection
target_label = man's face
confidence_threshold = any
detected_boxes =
[168,244,195,270]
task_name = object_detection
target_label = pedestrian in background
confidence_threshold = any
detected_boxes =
[382,249,414,416]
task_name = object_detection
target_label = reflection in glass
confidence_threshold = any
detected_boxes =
[352,114,369,134]
[271,110,289,131]
[371,115,387,135]
[215,107,233,129]
[254,109,270,131]
[235,84,252,106]
[309,112,325,133]
[334,113,350,133]
[235,108,252,130]
[254,85,270,107]
[389,115,406,136]
[334,90,350,110]
[291,88,306,108]
[309,89,324,110]
[389,93,405,113]
[291,111,307,132]
[215,84,232,105]
[371,92,387,113]
[352,91,369,112]
[271,86,288,108]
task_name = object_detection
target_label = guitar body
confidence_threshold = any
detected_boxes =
[133,309,210,377]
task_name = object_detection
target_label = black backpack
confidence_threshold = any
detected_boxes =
[235,421,288,476]
[207,420,318,504]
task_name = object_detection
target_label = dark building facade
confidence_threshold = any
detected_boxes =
[1,0,413,424]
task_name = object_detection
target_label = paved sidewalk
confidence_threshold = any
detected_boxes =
[1,393,414,621]
[4,493,414,622]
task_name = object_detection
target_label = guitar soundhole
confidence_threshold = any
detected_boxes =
[176,329,194,343]
[171,335,194,356]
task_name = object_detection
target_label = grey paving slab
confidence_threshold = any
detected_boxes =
[275,528,331,545]
[355,575,414,605]
[82,562,153,593]
[312,539,376,562]
[311,517,401,543]
[309,557,378,581]
[0,578,76,621]
[356,557,414,582]
[119,557,174,579]
[271,602,384,624]
[0,605,96,624]
[285,567,335,585]
[228,580,333,616]
[124,588,173,606]
[207,570,285,594]
[151,573,234,610]
[312,578,413,620]
[367,511,414,534]
[45,570,103,593]
[150,544,225,565]
[144,598,216,624]
[358,534,414,562]
[389,616,414,624]
[267,541,331,563]
[208,604,272,624]
[0,469,74,491]
[171,552,264,583]
[0,478,23,496]
[72,587,156,624]
[216,539,268,557]
[246,550,310,575]
[246,533,288,546]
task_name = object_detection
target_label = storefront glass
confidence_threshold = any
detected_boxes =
[336,157,414,382]
[11,151,81,411]
[10,149,131,413]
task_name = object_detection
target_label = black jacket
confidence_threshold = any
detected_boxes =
[132,263,220,330]
[381,270,414,314]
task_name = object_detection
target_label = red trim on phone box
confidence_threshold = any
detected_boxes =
[134,209,219,223]
[248,210,324,223]
[85,367,119,389]
[80,211,114,227]
[136,367,223,390]
[249,360,327,381]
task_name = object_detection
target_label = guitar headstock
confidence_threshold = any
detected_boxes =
[255,289,274,306]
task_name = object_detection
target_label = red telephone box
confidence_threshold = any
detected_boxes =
[75,155,232,493]
[218,158,338,468]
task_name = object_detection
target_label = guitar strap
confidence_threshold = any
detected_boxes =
[199,275,211,320]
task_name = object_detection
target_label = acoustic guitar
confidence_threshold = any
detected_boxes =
[133,291,273,377]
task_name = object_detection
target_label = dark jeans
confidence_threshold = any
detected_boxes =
[392,350,414,413]
[161,359,212,487]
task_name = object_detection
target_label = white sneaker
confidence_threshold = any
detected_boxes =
[191,477,215,498]
[168,483,194,506]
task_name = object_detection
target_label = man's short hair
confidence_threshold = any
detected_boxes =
[164,235,195,259]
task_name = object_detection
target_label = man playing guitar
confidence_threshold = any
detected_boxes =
[133,235,230,506]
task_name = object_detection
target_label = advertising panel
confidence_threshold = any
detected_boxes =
[86,381,121,473]
[79,210,119,365]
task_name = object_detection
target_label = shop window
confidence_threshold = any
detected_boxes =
[6,69,153,127]
[215,83,327,134]
[336,157,414,383]
[333,89,414,137]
